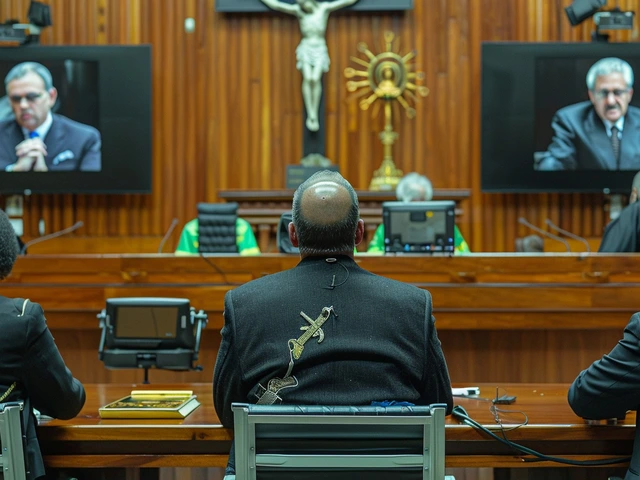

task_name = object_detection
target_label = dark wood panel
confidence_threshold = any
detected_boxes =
[5,253,640,385]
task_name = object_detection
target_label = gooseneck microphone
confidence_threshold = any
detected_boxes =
[20,221,84,255]
[158,218,179,253]
[518,217,570,252]
[545,219,591,253]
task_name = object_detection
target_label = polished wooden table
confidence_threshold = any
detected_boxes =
[38,383,635,470]
[6,253,640,386]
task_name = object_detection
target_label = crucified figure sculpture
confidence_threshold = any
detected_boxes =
[261,0,359,132]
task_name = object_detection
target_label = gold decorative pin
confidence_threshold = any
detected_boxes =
[289,306,335,360]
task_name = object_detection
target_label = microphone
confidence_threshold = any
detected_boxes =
[517,217,570,252]
[20,221,84,255]
[545,219,591,253]
[158,218,179,253]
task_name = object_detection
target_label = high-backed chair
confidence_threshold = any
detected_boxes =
[231,403,448,480]
[276,212,299,254]
[0,401,27,480]
[197,202,239,253]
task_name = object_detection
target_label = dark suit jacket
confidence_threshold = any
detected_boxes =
[536,101,640,171]
[568,312,640,480]
[598,202,640,253]
[0,114,101,172]
[0,297,86,480]
[214,255,453,425]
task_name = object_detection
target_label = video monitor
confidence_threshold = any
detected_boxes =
[482,42,640,193]
[382,201,455,254]
[0,45,151,193]
[103,297,193,350]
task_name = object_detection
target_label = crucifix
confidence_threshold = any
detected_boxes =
[216,0,414,156]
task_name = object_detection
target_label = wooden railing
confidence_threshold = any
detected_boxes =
[6,253,638,385]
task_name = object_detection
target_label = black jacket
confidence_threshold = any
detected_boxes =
[569,312,640,480]
[537,101,640,171]
[0,297,86,480]
[214,255,453,429]
[0,114,101,171]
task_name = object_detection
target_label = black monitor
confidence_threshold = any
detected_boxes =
[482,42,640,193]
[382,201,455,254]
[0,45,151,194]
[98,298,207,381]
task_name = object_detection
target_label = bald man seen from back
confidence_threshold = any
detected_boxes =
[213,170,453,478]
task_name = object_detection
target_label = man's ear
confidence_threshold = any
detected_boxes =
[288,222,299,247]
[631,187,638,204]
[354,219,365,246]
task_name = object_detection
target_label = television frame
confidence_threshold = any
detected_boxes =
[0,45,152,194]
[382,200,455,254]
[481,42,640,194]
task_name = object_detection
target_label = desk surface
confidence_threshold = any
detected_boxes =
[39,383,635,469]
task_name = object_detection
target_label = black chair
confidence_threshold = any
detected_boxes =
[197,202,239,253]
[230,403,450,480]
[0,401,27,480]
[276,212,299,254]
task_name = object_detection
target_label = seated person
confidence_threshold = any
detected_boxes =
[536,57,640,171]
[214,171,453,479]
[175,217,260,255]
[568,311,640,480]
[0,208,86,480]
[598,171,640,252]
[367,172,470,254]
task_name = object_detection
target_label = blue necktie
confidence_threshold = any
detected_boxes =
[29,131,39,139]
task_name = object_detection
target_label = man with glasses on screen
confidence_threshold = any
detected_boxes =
[536,57,640,171]
[0,62,101,172]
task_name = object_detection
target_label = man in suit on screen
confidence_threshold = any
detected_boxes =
[214,170,453,478]
[536,57,640,171]
[0,62,101,172]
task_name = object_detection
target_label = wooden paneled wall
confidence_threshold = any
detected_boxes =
[1,0,638,252]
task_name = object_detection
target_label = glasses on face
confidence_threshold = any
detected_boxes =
[8,92,44,104]
[593,89,630,100]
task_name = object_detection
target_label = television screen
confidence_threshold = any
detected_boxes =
[482,42,640,193]
[0,45,151,194]
[382,201,455,253]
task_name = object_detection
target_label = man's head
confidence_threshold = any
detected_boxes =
[4,62,57,131]
[0,209,19,280]
[396,172,433,202]
[296,0,317,13]
[586,57,634,124]
[290,170,364,257]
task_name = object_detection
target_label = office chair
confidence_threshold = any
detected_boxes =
[276,212,299,254]
[197,202,239,253]
[0,401,27,480]
[231,403,450,480]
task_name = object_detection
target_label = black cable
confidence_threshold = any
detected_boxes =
[199,253,242,286]
[451,405,631,466]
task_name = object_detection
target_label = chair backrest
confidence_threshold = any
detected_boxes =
[0,402,27,480]
[231,403,447,480]
[197,202,239,253]
[276,212,299,254]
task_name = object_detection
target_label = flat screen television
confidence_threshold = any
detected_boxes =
[382,201,455,254]
[482,42,640,193]
[0,45,151,194]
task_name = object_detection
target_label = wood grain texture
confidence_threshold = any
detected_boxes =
[38,383,637,468]
[0,0,634,252]
[5,253,639,385]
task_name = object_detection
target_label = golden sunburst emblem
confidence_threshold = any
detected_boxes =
[345,31,429,191]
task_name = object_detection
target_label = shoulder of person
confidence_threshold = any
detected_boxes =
[555,100,592,120]
[52,114,100,137]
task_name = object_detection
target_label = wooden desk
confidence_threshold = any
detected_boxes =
[5,253,640,385]
[38,383,634,469]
